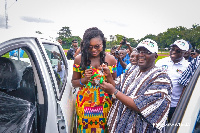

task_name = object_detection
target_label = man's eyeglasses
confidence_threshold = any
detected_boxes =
[89,44,102,50]
[191,53,196,56]
[136,50,152,55]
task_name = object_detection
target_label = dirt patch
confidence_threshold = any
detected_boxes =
[158,54,169,56]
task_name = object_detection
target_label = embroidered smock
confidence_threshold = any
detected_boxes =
[107,65,172,133]
[73,64,116,133]
[178,56,200,86]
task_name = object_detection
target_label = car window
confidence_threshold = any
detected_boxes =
[1,49,32,90]
[43,43,67,95]
[0,48,37,132]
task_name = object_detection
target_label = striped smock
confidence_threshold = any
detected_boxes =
[107,65,172,133]
[178,56,200,87]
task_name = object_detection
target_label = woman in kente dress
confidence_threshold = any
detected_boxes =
[71,27,117,133]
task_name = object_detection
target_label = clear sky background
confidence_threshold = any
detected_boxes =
[0,0,200,40]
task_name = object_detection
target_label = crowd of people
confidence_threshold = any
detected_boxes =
[68,27,200,132]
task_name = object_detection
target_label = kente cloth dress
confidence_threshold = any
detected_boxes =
[73,64,117,133]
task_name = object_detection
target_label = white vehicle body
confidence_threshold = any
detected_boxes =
[0,35,76,133]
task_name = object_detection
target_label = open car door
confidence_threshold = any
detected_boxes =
[0,36,76,133]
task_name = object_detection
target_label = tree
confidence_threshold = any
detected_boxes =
[107,34,138,49]
[153,26,188,50]
[56,24,200,50]
[185,24,200,49]
[108,35,115,49]
[115,34,124,45]
[126,38,138,48]
[57,26,72,39]
[57,26,82,49]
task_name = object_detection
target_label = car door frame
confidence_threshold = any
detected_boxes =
[0,37,60,133]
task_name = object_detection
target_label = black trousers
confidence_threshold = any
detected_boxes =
[168,107,176,123]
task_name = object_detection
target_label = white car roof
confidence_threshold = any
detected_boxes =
[0,29,57,44]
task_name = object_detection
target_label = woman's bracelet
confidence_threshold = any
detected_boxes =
[80,79,84,86]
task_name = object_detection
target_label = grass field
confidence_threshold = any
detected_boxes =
[156,55,167,63]
[158,52,169,55]
[2,52,29,58]
[2,49,168,64]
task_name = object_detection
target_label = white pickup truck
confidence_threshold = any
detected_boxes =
[0,35,76,133]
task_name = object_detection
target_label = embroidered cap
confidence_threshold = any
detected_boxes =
[136,38,158,53]
[170,39,189,51]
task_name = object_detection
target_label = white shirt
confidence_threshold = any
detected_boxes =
[156,57,190,107]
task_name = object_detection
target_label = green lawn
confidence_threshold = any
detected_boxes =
[2,53,9,58]
[2,49,167,64]
[156,56,167,63]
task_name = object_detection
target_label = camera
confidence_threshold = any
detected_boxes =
[115,50,119,55]
[121,36,127,45]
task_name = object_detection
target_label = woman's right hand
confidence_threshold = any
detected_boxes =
[84,67,93,82]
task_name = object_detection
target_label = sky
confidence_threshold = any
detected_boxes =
[0,0,200,41]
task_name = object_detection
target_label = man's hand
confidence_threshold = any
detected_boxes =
[126,42,130,45]
[99,63,111,77]
[99,81,116,95]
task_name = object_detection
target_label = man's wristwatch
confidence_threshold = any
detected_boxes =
[112,89,119,99]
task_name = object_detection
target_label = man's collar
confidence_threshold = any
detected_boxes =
[170,57,185,64]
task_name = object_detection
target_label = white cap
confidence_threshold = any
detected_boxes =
[136,38,158,53]
[170,39,189,51]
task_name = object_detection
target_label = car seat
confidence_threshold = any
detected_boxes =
[0,57,36,133]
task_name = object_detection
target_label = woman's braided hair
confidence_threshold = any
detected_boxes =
[80,27,106,70]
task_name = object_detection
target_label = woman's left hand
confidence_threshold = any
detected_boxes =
[100,81,116,95]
